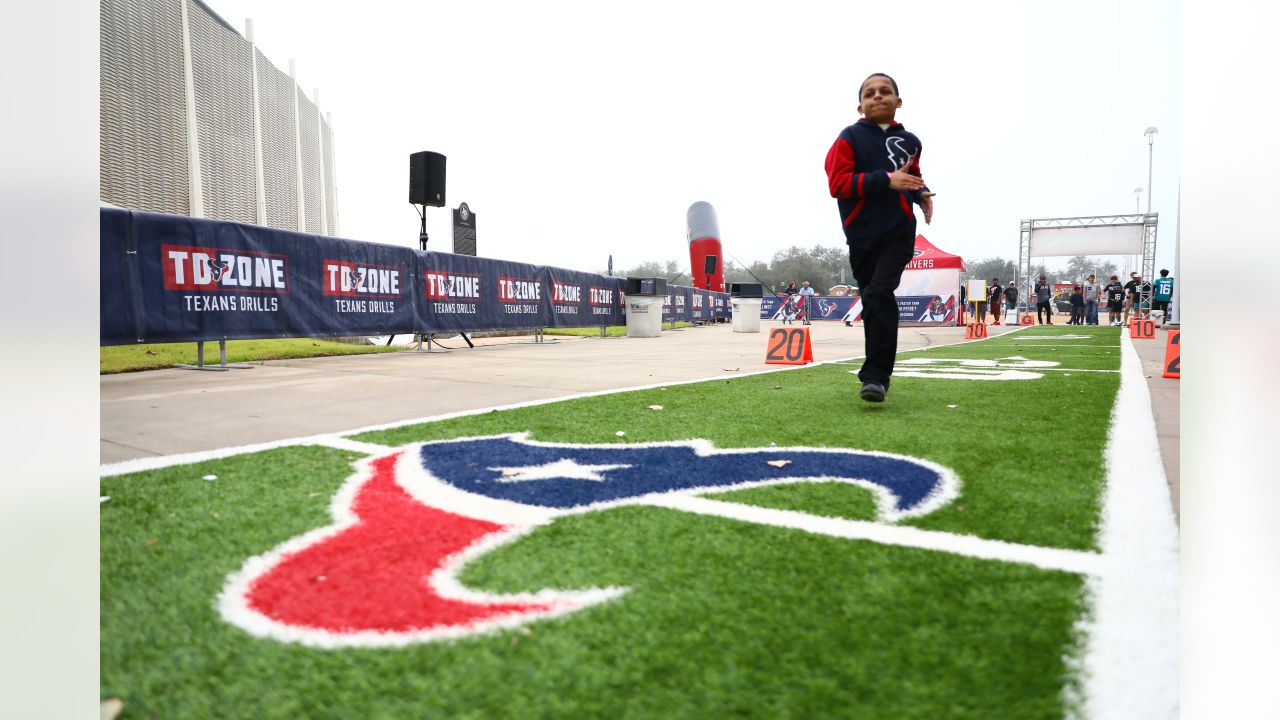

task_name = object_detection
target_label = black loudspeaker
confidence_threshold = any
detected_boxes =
[409,151,446,207]
[625,277,667,296]
[703,255,718,275]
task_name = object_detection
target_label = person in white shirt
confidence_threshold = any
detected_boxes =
[798,281,816,325]
[1082,274,1102,325]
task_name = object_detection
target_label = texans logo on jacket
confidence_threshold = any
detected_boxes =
[219,434,959,647]
[824,118,928,248]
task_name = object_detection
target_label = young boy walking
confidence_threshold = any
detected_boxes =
[825,72,934,403]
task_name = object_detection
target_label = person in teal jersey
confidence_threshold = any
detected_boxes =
[1153,269,1175,325]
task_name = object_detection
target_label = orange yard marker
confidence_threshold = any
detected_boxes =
[964,323,988,339]
[764,326,813,365]
[1019,315,1034,326]
[1162,330,1180,379]
[1130,318,1155,339]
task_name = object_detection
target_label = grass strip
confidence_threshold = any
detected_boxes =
[100,338,399,373]
[543,322,696,337]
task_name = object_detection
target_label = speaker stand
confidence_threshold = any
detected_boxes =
[418,204,428,250]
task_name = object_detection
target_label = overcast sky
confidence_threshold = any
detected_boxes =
[203,0,1179,277]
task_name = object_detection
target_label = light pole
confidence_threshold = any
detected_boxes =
[1144,127,1158,214]
[1133,186,1143,214]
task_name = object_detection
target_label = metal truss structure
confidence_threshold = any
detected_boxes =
[1017,213,1158,320]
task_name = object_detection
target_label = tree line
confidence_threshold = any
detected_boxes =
[610,246,1122,295]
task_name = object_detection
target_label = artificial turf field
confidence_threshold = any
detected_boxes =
[101,325,1164,719]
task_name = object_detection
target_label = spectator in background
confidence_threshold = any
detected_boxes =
[1105,275,1125,326]
[1003,281,1018,323]
[1034,274,1053,324]
[1122,272,1139,325]
[989,277,1003,325]
[798,281,816,325]
[1069,285,1084,325]
[784,281,799,297]
[1153,269,1175,325]
[1083,274,1102,325]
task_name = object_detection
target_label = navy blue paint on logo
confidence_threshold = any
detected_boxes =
[418,437,947,516]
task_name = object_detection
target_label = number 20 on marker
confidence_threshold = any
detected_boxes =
[765,327,813,365]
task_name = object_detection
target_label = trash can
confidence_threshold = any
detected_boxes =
[730,283,763,333]
[624,277,666,338]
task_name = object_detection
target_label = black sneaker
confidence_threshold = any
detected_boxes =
[860,382,886,403]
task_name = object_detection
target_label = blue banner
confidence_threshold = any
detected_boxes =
[99,208,726,345]
[540,267,624,328]
[758,294,955,324]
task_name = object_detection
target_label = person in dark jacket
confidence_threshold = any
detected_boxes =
[1069,285,1085,325]
[989,278,1003,325]
[1003,281,1018,323]
[1034,275,1053,324]
[824,72,934,403]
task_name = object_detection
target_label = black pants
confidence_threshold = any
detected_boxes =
[1037,300,1052,323]
[849,235,914,389]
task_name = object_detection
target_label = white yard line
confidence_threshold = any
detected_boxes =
[1078,332,1180,719]
[310,437,394,455]
[644,494,1103,576]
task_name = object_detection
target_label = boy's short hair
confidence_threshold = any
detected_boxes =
[859,72,899,97]
[1160,269,1169,276]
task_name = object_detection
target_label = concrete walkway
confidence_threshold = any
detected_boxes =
[101,322,1017,463]
[1130,325,1181,520]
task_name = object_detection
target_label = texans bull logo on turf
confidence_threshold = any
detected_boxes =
[219,434,958,648]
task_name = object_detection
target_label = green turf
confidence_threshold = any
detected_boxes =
[102,325,1117,717]
[102,450,1085,719]
[100,338,399,373]
[703,481,881,521]
[353,326,1120,551]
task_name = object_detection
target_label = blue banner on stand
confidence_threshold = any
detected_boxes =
[100,209,417,344]
[540,267,623,328]
[99,208,726,345]
[758,294,954,324]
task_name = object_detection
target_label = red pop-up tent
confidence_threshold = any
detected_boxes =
[905,234,967,272]
[894,235,967,324]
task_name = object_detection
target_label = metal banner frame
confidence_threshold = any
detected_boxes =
[1018,213,1158,322]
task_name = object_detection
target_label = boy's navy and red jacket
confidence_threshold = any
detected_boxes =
[824,118,929,249]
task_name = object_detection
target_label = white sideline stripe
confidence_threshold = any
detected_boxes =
[645,494,1103,576]
[1022,367,1119,374]
[1078,332,1180,719]
[100,326,1026,477]
[310,437,393,455]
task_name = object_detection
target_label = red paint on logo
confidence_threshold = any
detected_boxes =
[497,276,541,303]
[244,454,556,632]
[161,244,288,292]
[321,260,403,298]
